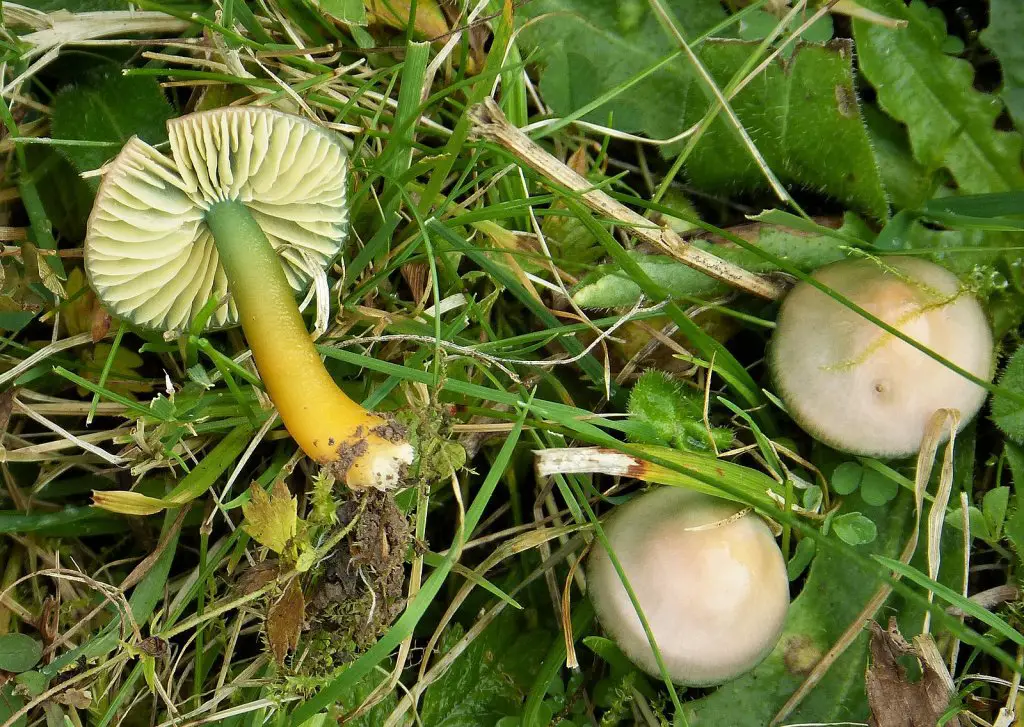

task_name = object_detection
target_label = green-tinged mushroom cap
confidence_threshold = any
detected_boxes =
[85,107,348,331]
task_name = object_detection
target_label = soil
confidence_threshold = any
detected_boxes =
[307,491,411,657]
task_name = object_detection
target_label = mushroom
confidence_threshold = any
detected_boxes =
[587,487,789,686]
[84,107,413,489]
[769,257,993,458]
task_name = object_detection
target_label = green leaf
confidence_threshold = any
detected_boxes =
[854,0,1024,194]
[520,4,887,217]
[583,636,644,677]
[23,147,94,242]
[830,462,864,496]
[832,512,877,546]
[0,685,26,727]
[420,611,553,727]
[862,104,939,211]
[13,671,48,698]
[983,486,1011,540]
[948,506,991,541]
[23,0,122,9]
[317,0,366,24]
[52,70,174,179]
[981,0,1024,129]
[859,469,899,507]
[627,371,731,453]
[992,345,1024,442]
[573,221,849,309]
[786,536,816,581]
[0,634,43,673]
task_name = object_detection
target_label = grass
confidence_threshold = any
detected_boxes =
[0,0,1023,726]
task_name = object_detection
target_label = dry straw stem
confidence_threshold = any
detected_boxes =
[467,98,785,301]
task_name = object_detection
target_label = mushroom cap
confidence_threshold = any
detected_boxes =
[84,107,349,332]
[769,257,993,458]
[587,487,789,686]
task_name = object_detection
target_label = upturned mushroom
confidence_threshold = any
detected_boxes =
[84,107,413,489]
[587,487,789,686]
[769,257,993,458]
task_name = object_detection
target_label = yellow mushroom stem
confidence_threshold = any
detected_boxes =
[205,200,413,489]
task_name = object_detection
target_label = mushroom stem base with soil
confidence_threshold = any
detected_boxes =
[205,200,412,489]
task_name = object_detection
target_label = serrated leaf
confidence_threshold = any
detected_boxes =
[520,3,887,217]
[0,634,43,673]
[52,70,174,179]
[854,0,1024,194]
[266,579,304,665]
[981,0,1024,130]
[991,345,1024,442]
[832,512,878,546]
[573,221,849,309]
[242,480,297,554]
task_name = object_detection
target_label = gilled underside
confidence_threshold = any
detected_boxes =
[85,108,349,331]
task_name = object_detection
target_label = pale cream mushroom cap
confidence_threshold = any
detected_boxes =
[84,107,349,332]
[587,487,789,686]
[769,257,993,458]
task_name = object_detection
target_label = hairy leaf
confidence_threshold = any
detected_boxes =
[854,0,1024,194]
[520,2,887,217]
[992,344,1024,443]
[627,370,732,452]
[981,0,1024,130]
[52,70,174,179]
[242,480,298,554]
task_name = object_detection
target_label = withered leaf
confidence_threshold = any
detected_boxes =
[52,687,92,709]
[242,480,297,554]
[235,561,280,595]
[266,578,304,665]
[866,619,962,727]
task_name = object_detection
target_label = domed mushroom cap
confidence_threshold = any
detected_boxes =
[84,107,349,331]
[588,487,789,686]
[769,257,993,458]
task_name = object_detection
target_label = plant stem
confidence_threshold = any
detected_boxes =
[204,200,412,488]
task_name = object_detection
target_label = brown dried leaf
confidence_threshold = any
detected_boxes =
[52,688,92,709]
[235,562,280,595]
[866,619,962,727]
[400,261,430,307]
[266,578,304,665]
[0,389,15,437]
[91,304,111,343]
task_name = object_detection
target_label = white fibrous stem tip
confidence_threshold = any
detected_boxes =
[534,447,639,479]
[347,441,415,491]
